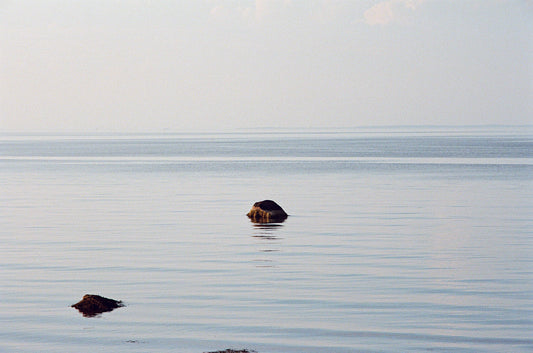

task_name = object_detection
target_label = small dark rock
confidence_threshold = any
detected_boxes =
[71,294,124,317]
[247,200,288,223]
[204,350,257,353]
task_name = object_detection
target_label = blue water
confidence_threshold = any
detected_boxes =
[1,127,532,352]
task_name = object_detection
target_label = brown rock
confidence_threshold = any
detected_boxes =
[71,294,124,317]
[247,200,288,223]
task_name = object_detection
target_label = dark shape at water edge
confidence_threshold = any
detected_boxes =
[247,200,288,223]
[71,294,124,317]
[204,350,257,353]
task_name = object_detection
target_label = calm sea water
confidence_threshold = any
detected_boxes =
[1,127,532,353]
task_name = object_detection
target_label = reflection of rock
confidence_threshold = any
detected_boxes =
[253,223,284,230]
[247,200,288,223]
[71,294,124,317]
[252,221,284,240]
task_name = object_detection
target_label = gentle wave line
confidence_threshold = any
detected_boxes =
[2,156,532,165]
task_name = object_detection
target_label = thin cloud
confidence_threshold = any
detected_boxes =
[208,0,361,25]
[209,0,293,23]
[364,0,425,26]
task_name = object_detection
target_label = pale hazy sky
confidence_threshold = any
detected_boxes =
[1,0,531,132]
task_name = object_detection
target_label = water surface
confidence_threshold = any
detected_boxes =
[1,127,532,352]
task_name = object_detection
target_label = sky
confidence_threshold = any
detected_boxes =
[1,0,531,132]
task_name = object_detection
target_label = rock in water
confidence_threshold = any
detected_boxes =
[205,350,257,353]
[247,200,288,222]
[71,294,124,317]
